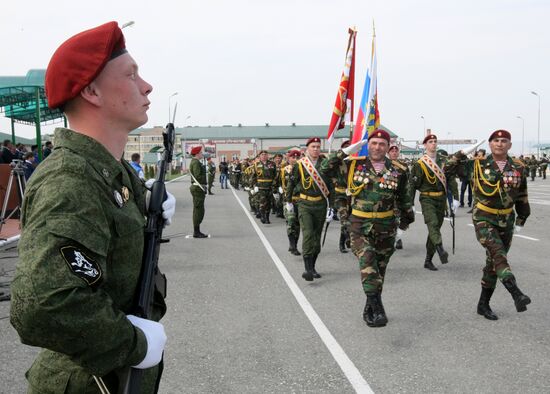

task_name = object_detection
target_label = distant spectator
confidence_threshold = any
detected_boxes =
[130,153,145,179]
[43,141,53,158]
[15,143,26,160]
[1,140,15,164]
[219,159,229,189]
[22,152,35,180]
[31,145,41,165]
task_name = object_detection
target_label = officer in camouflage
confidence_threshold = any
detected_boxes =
[206,155,216,195]
[189,146,208,238]
[286,137,334,281]
[272,153,285,218]
[250,150,277,224]
[322,130,414,327]
[9,22,175,393]
[387,144,409,250]
[451,130,531,320]
[281,149,302,255]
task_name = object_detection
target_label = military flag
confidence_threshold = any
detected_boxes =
[351,30,379,156]
[326,28,356,146]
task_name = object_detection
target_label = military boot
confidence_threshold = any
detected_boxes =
[255,210,262,219]
[377,291,388,325]
[502,277,531,312]
[311,254,321,279]
[193,226,208,238]
[339,232,348,253]
[424,252,438,271]
[302,256,314,281]
[435,244,449,264]
[260,211,267,224]
[395,239,403,250]
[265,212,271,224]
[477,287,498,320]
[288,235,301,256]
[365,293,387,327]
[362,297,374,326]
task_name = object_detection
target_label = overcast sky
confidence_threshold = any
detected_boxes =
[1,0,549,155]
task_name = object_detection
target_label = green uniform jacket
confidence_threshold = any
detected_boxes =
[286,157,334,206]
[10,128,166,390]
[207,161,216,181]
[190,158,207,190]
[281,164,299,203]
[250,160,277,191]
[410,152,458,201]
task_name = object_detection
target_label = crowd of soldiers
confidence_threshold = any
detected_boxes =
[215,130,534,328]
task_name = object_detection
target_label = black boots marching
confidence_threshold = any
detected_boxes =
[424,252,438,271]
[435,244,449,264]
[339,232,348,253]
[302,255,321,281]
[363,292,388,327]
[477,287,498,320]
[288,235,301,256]
[502,277,531,312]
[193,226,208,238]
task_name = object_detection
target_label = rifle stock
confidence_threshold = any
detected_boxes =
[119,122,175,394]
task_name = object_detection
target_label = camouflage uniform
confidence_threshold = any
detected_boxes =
[10,128,165,393]
[281,163,301,255]
[272,161,285,218]
[528,156,537,181]
[322,151,414,327]
[190,157,207,236]
[286,156,333,281]
[410,152,457,269]
[207,160,216,194]
[538,155,548,179]
[250,159,277,224]
[451,151,531,318]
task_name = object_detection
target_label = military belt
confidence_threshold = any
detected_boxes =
[335,187,347,193]
[299,193,323,202]
[351,209,394,219]
[476,202,513,215]
[257,178,273,182]
[420,191,444,197]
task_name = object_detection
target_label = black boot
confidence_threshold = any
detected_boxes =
[288,235,301,256]
[435,244,449,264]
[502,277,531,312]
[345,232,351,249]
[339,232,348,253]
[377,291,388,325]
[395,239,403,250]
[311,254,321,278]
[477,287,498,320]
[255,210,262,219]
[365,293,387,327]
[424,252,438,271]
[362,297,374,326]
[265,212,271,224]
[302,256,314,281]
[260,211,267,224]
[193,226,208,238]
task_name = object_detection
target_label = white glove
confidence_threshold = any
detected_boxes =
[273,193,280,201]
[278,186,284,194]
[285,202,294,213]
[412,206,416,215]
[452,199,460,214]
[396,228,404,240]
[462,139,486,156]
[325,208,334,223]
[145,179,176,226]
[514,225,523,233]
[127,315,167,369]
[244,186,250,191]
[342,139,369,156]
[254,186,259,193]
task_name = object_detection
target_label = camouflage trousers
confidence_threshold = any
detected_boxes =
[335,196,350,234]
[350,216,396,294]
[257,188,272,213]
[298,200,326,256]
[474,220,515,288]
[191,186,206,227]
[419,196,446,255]
[284,203,300,239]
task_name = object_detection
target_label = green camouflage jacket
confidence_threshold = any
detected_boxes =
[286,156,333,206]
[250,160,277,191]
[190,158,207,190]
[410,152,459,201]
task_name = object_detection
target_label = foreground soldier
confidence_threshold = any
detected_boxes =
[281,149,302,255]
[453,130,531,320]
[323,130,414,327]
[10,22,175,393]
[190,146,208,238]
[286,137,333,281]
[410,134,458,270]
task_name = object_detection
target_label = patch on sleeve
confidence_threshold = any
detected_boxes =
[60,246,102,286]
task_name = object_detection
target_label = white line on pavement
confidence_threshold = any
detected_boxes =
[466,224,539,241]
[230,187,374,394]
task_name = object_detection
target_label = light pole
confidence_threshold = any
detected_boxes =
[420,115,426,136]
[531,91,540,157]
[168,92,178,122]
[516,115,525,156]
[121,21,135,29]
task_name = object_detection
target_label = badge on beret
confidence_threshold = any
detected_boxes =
[121,186,130,203]
[60,246,102,286]
[114,190,124,207]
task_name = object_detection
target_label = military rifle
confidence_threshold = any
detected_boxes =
[119,107,176,394]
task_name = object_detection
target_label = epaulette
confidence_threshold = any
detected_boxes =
[513,158,526,167]
[392,160,407,171]
[347,156,366,161]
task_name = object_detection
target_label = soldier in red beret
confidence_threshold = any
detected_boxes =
[321,129,414,327]
[189,146,208,237]
[10,22,173,393]
[281,149,303,255]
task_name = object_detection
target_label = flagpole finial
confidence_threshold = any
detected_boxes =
[372,20,376,37]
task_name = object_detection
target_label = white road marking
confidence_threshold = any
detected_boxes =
[231,187,374,394]
[466,224,539,241]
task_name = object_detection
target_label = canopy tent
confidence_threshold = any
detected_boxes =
[0,69,65,158]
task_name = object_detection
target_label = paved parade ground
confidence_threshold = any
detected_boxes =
[1,175,549,393]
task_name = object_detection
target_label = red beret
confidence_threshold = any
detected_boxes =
[389,145,399,151]
[367,129,390,143]
[340,139,351,148]
[423,134,437,144]
[190,146,202,155]
[489,129,511,141]
[45,21,126,109]
[287,149,301,158]
[306,137,321,146]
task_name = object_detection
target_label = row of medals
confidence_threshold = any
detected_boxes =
[353,170,399,189]
[492,169,521,189]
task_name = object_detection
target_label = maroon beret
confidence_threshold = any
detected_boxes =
[389,145,399,151]
[45,21,126,109]
[190,146,202,155]
[306,137,321,146]
[423,134,437,144]
[340,139,351,148]
[287,149,301,158]
[367,129,390,143]
[489,129,511,141]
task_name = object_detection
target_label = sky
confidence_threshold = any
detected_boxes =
[1,0,549,155]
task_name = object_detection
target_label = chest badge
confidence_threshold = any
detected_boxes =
[114,190,124,208]
[121,186,130,203]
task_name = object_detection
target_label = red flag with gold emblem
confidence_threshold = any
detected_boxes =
[327,28,356,145]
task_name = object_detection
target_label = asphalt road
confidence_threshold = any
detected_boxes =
[1,175,549,393]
